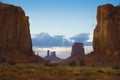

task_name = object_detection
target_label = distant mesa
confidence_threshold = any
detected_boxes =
[0,3,43,63]
[71,42,85,58]
[43,50,62,63]
[60,42,85,65]
[65,42,85,61]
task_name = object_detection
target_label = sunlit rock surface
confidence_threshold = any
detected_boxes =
[93,4,120,59]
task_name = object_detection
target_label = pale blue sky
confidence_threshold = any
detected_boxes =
[2,0,119,38]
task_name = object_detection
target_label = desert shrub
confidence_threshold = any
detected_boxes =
[50,63,57,67]
[79,59,85,66]
[115,70,120,76]
[8,60,17,65]
[44,61,57,67]
[96,68,105,73]
[91,64,95,67]
[68,61,77,66]
[25,68,36,74]
[1,56,7,63]
[0,62,11,66]
[111,65,120,70]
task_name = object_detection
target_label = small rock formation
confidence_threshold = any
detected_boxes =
[0,3,41,63]
[93,4,120,59]
[44,50,62,63]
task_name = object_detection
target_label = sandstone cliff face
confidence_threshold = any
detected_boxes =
[71,42,85,57]
[0,3,39,63]
[93,4,120,59]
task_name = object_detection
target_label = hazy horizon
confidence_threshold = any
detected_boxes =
[33,46,93,59]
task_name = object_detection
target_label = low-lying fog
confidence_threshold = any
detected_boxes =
[33,46,93,59]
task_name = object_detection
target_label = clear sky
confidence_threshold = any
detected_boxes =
[1,0,119,38]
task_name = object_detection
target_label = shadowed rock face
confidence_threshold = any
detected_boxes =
[0,3,40,63]
[61,42,85,64]
[93,4,120,59]
[71,42,85,57]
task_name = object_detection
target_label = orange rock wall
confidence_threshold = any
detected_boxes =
[93,4,120,58]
